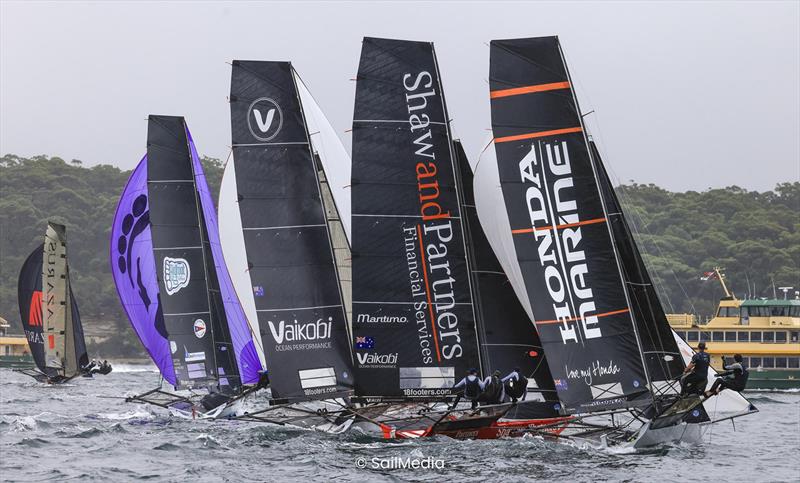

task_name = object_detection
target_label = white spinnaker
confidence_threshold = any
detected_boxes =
[672,331,755,421]
[218,161,266,368]
[293,70,352,244]
[474,141,535,323]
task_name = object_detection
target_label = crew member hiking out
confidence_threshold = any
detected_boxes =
[502,367,528,403]
[480,370,504,405]
[681,341,710,396]
[706,354,749,397]
[453,368,484,409]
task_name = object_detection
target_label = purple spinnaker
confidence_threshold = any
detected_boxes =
[188,131,262,384]
[110,156,176,385]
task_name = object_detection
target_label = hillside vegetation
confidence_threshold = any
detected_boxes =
[0,154,797,356]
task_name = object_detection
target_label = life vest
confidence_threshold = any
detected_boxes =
[482,375,502,403]
[506,373,528,399]
[464,377,481,399]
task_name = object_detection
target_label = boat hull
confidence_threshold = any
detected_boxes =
[746,369,799,390]
[0,355,35,369]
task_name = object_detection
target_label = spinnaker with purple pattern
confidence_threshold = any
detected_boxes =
[110,116,262,398]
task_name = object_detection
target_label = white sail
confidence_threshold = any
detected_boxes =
[218,161,266,368]
[42,222,69,371]
[293,70,352,244]
[672,331,755,421]
[473,141,535,323]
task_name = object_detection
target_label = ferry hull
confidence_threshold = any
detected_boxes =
[0,355,35,369]
[746,369,799,390]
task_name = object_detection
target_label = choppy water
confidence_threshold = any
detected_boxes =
[1,367,798,482]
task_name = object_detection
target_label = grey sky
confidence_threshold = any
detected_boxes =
[1,1,798,191]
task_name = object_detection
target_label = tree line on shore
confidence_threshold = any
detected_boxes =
[1,154,797,356]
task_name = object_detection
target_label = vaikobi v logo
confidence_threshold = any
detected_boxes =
[247,97,283,142]
[163,257,190,296]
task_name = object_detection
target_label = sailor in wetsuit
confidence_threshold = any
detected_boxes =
[501,367,528,403]
[480,370,505,405]
[453,368,484,409]
[681,341,710,396]
[706,354,749,396]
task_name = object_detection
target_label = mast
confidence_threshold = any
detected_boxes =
[351,37,482,402]
[488,36,651,413]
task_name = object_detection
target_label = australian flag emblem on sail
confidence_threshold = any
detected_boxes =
[253,285,264,297]
[554,379,568,391]
[355,336,375,349]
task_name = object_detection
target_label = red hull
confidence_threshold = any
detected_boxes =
[388,417,571,440]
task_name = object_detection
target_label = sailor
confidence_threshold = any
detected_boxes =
[453,368,484,409]
[706,354,748,396]
[501,367,528,403]
[681,341,710,396]
[98,360,113,375]
[85,359,97,373]
[480,370,505,405]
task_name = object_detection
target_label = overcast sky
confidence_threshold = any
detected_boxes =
[1,1,798,191]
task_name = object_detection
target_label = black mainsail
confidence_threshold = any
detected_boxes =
[454,140,560,417]
[147,115,240,391]
[17,222,88,382]
[351,37,481,401]
[488,36,651,413]
[222,61,353,401]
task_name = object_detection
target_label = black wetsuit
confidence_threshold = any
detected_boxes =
[682,351,710,395]
[710,362,748,393]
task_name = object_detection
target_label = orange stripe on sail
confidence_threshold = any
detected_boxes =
[417,225,442,363]
[490,81,571,99]
[536,308,630,325]
[512,217,607,235]
[494,126,583,144]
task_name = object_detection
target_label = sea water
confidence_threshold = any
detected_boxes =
[1,368,797,482]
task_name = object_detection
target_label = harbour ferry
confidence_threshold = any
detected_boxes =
[669,269,800,390]
[0,316,34,368]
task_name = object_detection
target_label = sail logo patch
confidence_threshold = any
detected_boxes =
[247,97,283,142]
[355,336,375,349]
[28,291,43,327]
[163,257,190,295]
[193,319,207,338]
[267,318,331,344]
[356,352,398,367]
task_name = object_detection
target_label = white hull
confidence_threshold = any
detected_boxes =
[632,421,707,448]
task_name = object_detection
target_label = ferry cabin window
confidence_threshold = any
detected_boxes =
[790,307,800,317]
[762,357,775,368]
[747,306,770,317]
[738,331,749,342]
[789,357,800,369]
[770,306,789,316]
[763,332,774,343]
[750,357,762,368]
[725,331,737,342]
[687,331,699,342]
[700,331,711,342]
[775,331,787,343]
[751,331,762,342]
[712,331,725,342]
[775,357,787,368]
[717,307,739,317]
[791,331,799,343]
